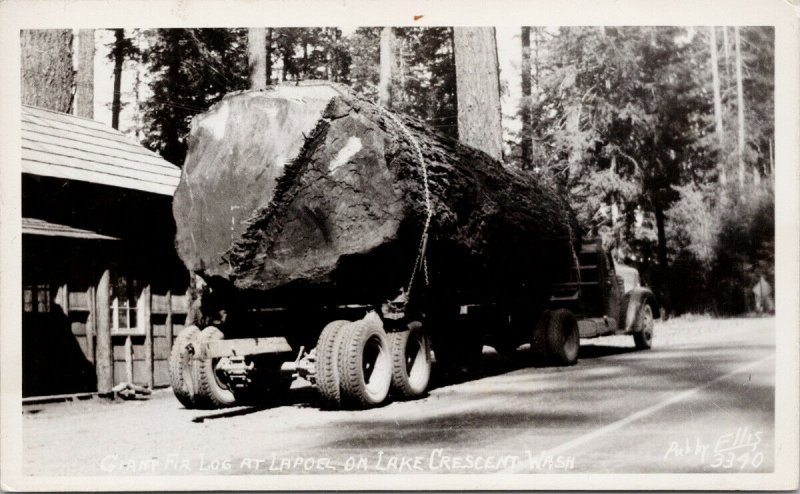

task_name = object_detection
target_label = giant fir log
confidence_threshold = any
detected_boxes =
[174,83,580,311]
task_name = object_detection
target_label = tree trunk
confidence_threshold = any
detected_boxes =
[532,28,541,91]
[722,27,731,86]
[768,138,774,177]
[111,29,125,130]
[734,26,746,189]
[133,30,142,138]
[709,26,726,186]
[453,27,503,161]
[21,29,74,113]
[266,28,273,84]
[302,41,308,79]
[161,31,182,164]
[378,27,396,108]
[247,28,268,90]
[282,51,290,82]
[653,200,670,313]
[75,29,94,119]
[95,270,112,393]
[520,27,533,170]
[174,85,580,313]
[326,28,341,82]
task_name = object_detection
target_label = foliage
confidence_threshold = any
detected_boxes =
[272,28,350,83]
[106,28,140,64]
[123,26,773,315]
[345,27,381,100]
[666,184,718,265]
[385,27,459,139]
[141,29,249,165]
[709,181,774,314]
[519,26,773,314]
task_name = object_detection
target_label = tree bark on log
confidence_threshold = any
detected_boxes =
[173,85,579,313]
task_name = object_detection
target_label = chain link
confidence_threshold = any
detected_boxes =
[376,105,434,300]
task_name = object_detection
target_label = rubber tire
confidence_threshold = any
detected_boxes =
[529,311,551,365]
[338,318,392,409]
[169,325,201,408]
[633,303,654,350]
[192,326,237,409]
[545,309,579,366]
[389,322,432,399]
[315,319,351,408]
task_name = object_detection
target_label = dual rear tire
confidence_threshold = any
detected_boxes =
[168,325,236,409]
[315,315,432,409]
[168,325,201,408]
[170,325,287,409]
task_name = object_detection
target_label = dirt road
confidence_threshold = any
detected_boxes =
[23,316,774,475]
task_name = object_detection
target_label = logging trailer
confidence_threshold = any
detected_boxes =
[167,85,660,411]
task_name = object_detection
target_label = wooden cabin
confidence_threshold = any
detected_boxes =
[21,105,191,397]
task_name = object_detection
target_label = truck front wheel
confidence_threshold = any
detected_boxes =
[633,303,654,350]
[389,322,432,399]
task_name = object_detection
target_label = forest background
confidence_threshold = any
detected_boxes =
[21,26,775,316]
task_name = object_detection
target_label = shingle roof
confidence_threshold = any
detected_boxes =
[22,217,119,241]
[21,105,181,196]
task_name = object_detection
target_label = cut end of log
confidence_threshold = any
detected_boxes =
[173,84,348,278]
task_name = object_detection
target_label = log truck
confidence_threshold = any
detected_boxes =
[168,84,660,410]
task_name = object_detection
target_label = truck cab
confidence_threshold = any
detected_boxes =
[549,237,660,347]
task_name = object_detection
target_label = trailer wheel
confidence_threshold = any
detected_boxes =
[315,319,351,408]
[389,322,432,399]
[169,325,201,408]
[633,303,654,350]
[529,311,551,365]
[338,317,392,408]
[545,309,579,366]
[192,326,236,409]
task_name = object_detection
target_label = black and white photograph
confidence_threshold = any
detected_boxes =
[0,0,797,491]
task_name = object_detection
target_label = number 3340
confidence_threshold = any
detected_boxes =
[710,451,764,469]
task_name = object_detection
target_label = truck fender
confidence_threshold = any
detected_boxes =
[621,287,661,333]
